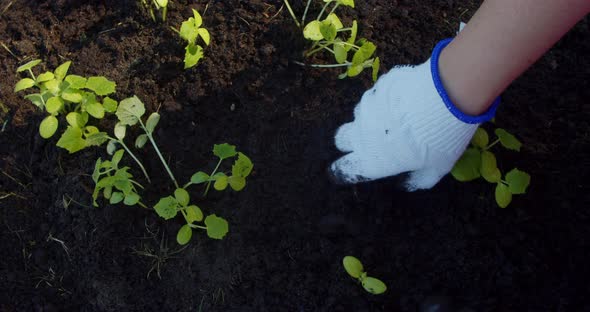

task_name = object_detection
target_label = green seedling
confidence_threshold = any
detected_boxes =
[92,149,146,208]
[342,256,387,295]
[172,9,210,69]
[452,127,531,208]
[284,0,379,81]
[14,59,118,153]
[140,0,169,22]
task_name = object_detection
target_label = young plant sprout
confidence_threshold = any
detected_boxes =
[140,0,169,22]
[172,9,210,69]
[452,127,531,208]
[14,59,118,153]
[284,0,380,81]
[343,256,387,295]
[92,149,146,208]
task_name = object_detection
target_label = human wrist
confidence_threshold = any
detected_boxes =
[430,38,499,124]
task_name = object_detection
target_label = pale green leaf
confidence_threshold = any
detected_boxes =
[228,176,246,191]
[495,128,522,152]
[65,75,87,89]
[190,171,210,184]
[85,76,116,96]
[346,64,364,77]
[495,183,512,208]
[186,205,203,223]
[303,20,323,41]
[154,196,178,220]
[103,97,118,113]
[333,41,347,64]
[214,175,228,191]
[124,193,140,206]
[338,0,354,8]
[346,21,358,51]
[184,44,204,69]
[17,59,41,73]
[46,97,64,114]
[180,19,198,44]
[204,214,229,239]
[320,19,337,41]
[85,131,109,147]
[198,28,210,45]
[135,134,148,148]
[114,122,126,140]
[471,127,489,149]
[372,57,380,82]
[192,9,203,28]
[61,88,83,103]
[352,41,376,65]
[155,0,168,8]
[36,72,55,83]
[56,126,87,153]
[43,79,60,95]
[325,13,343,29]
[343,256,364,278]
[110,192,124,204]
[480,151,501,183]
[39,115,59,139]
[451,147,481,182]
[213,143,238,159]
[174,188,190,207]
[86,102,105,119]
[54,61,72,81]
[111,149,125,169]
[146,112,160,133]
[176,224,193,245]
[362,277,387,295]
[66,112,88,128]
[103,185,112,199]
[116,96,146,126]
[14,78,36,92]
[107,140,118,155]
[232,152,253,177]
[505,168,530,195]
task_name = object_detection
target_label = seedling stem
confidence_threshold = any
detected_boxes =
[138,119,179,188]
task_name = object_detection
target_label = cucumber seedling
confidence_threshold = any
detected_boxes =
[172,9,210,69]
[343,256,387,295]
[140,0,169,22]
[452,127,531,208]
[14,59,118,153]
[284,0,380,81]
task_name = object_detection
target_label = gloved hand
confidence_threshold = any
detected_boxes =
[329,39,499,190]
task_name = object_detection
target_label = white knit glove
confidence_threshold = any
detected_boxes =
[329,39,499,190]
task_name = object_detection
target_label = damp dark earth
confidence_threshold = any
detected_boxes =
[1,1,589,311]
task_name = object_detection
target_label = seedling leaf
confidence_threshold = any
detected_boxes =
[61,88,83,103]
[495,183,512,208]
[107,140,117,155]
[124,193,140,206]
[325,13,344,29]
[180,19,198,43]
[214,175,228,191]
[334,41,347,64]
[505,168,530,194]
[44,79,60,95]
[17,59,41,72]
[103,97,118,113]
[232,152,253,177]
[135,134,148,148]
[343,256,364,278]
[85,131,109,147]
[177,224,193,245]
[110,192,124,204]
[228,176,246,191]
[347,64,364,77]
[114,122,126,140]
[190,171,210,184]
[65,75,87,89]
[14,78,35,92]
[346,21,358,51]
[111,149,125,168]
[372,57,380,82]
[117,96,146,126]
[154,196,178,220]
[186,205,204,223]
[362,277,387,295]
[320,20,337,41]
[85,76,116,96]
[471,128,489,149]
[352,41,376,65]
[146,112,160,133]
[204,214,229,239]
[451,147,481,182]
[480,151,501,183]
[46,96,64,114]
[36,72,55,83]
[213,143,238,160]
[86,102,105,119]
[198,28,210,45]
[174,188,190,207]
[54,61,71,81]
[184,44,204,69]
[495,128,522,151]
[303,21,323,41]
[39,115,59,139]
[338,0,354,8]
[66,112,88,128]
[57,126,87,153]
[192,9,203,28]
[24,94,45,108]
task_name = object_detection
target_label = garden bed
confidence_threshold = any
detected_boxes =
[1,0,589,311]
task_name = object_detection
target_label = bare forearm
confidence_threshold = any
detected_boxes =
[439,0,590,115]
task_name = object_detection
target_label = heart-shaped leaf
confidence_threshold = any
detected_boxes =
[505,168,530,194]
[204,214,229,239]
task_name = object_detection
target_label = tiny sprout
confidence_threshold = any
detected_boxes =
[342,256,387,295]
[172,9,210,69]
[140,0,169,22]
[452,126,531,208]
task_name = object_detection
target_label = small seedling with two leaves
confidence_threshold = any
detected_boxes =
[140,0,169,22]
[452,127,531,208]
[343,256,387,295]
[14,59,118,153]
[284,0,379,81]
[171,9,210,69]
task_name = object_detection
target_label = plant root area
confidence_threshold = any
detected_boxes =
[1,1,589,311]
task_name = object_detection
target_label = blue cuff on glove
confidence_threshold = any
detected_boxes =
[430,38,500,124]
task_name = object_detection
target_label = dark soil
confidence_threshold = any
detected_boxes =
[1,0,589,311]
